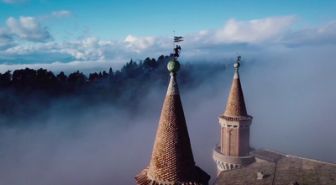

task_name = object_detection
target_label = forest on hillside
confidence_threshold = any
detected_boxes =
[0,55,227,125]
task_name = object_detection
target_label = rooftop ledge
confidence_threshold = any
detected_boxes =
[213,146,255,165]
[219,115,253,121]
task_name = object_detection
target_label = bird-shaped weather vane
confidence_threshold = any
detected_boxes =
[237,55,241,63]
[171,34,183,60]
[234,55,242,70]
[167,34,184,74]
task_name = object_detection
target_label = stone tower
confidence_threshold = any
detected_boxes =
[213,56,255,173]
[135,45,210,185]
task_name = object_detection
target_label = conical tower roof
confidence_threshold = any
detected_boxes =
[222,57,252,120]
[135,54,210,184]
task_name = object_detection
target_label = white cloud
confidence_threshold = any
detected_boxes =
[216,16,295,43]
[6,16,52,42]
[0,16,301,63]
[282,21,336,46]
[0,37,124,65]
[0,60,124,74]
[51,10,72,18]
[124,35,157,52]
[187,16,296,46]
[1,16,336,72]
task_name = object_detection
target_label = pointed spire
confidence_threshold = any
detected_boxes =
[135,46,210,185]
[223,56,250,119]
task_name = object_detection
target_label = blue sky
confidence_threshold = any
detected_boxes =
[0,0,336,72]
[1,0,336,39]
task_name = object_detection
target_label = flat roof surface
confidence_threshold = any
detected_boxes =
[214,150,336,185]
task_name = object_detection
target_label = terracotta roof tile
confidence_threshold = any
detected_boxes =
[136,74,210,185]
[223,66,250,118]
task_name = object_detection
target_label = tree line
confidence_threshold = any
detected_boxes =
[0,55,169,94]
[0,55,226,125]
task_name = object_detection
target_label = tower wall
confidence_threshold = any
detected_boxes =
[219,117,251,157]
[213,115,254,173]
[239,124,250,156]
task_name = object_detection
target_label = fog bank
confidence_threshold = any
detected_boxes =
[0,47,335,184]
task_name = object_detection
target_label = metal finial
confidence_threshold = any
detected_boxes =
[167,60,180,74]
[168,36,183,74]
[234,56,241,69]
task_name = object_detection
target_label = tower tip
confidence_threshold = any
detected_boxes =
[167,60,180,74]
[234,56,241,70]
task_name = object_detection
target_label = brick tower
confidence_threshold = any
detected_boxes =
[135,44,210,185]
[213,56,255,173]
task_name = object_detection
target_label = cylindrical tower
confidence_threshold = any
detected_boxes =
[213,57,255,173]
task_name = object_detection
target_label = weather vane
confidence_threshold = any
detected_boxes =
[171,34,183,60]
[234,55,241,70]
[167,34,184,74]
